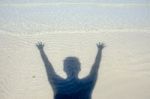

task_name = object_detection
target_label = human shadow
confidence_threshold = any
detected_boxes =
[36,42,105,99]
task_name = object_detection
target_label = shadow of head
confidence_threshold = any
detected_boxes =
[63,57,81,78]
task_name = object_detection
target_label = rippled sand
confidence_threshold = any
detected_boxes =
[0,31,150,99]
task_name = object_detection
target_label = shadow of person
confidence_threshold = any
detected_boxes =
[36,42,105,99]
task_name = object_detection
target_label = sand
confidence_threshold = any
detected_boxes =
[0,30,150,99]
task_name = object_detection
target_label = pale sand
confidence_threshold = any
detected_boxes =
[0,31,150,99]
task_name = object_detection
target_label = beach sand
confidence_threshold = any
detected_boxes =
[0,30,150,99]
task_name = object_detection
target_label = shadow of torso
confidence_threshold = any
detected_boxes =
[49,76,96,99]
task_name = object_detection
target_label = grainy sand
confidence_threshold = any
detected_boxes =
[0,30,150,99]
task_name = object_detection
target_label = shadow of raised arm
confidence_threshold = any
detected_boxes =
[83,42,105,83]
[90,42,105,76]
[36,42,57,79]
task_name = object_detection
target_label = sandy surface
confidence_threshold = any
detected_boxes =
[0,30,150,99]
